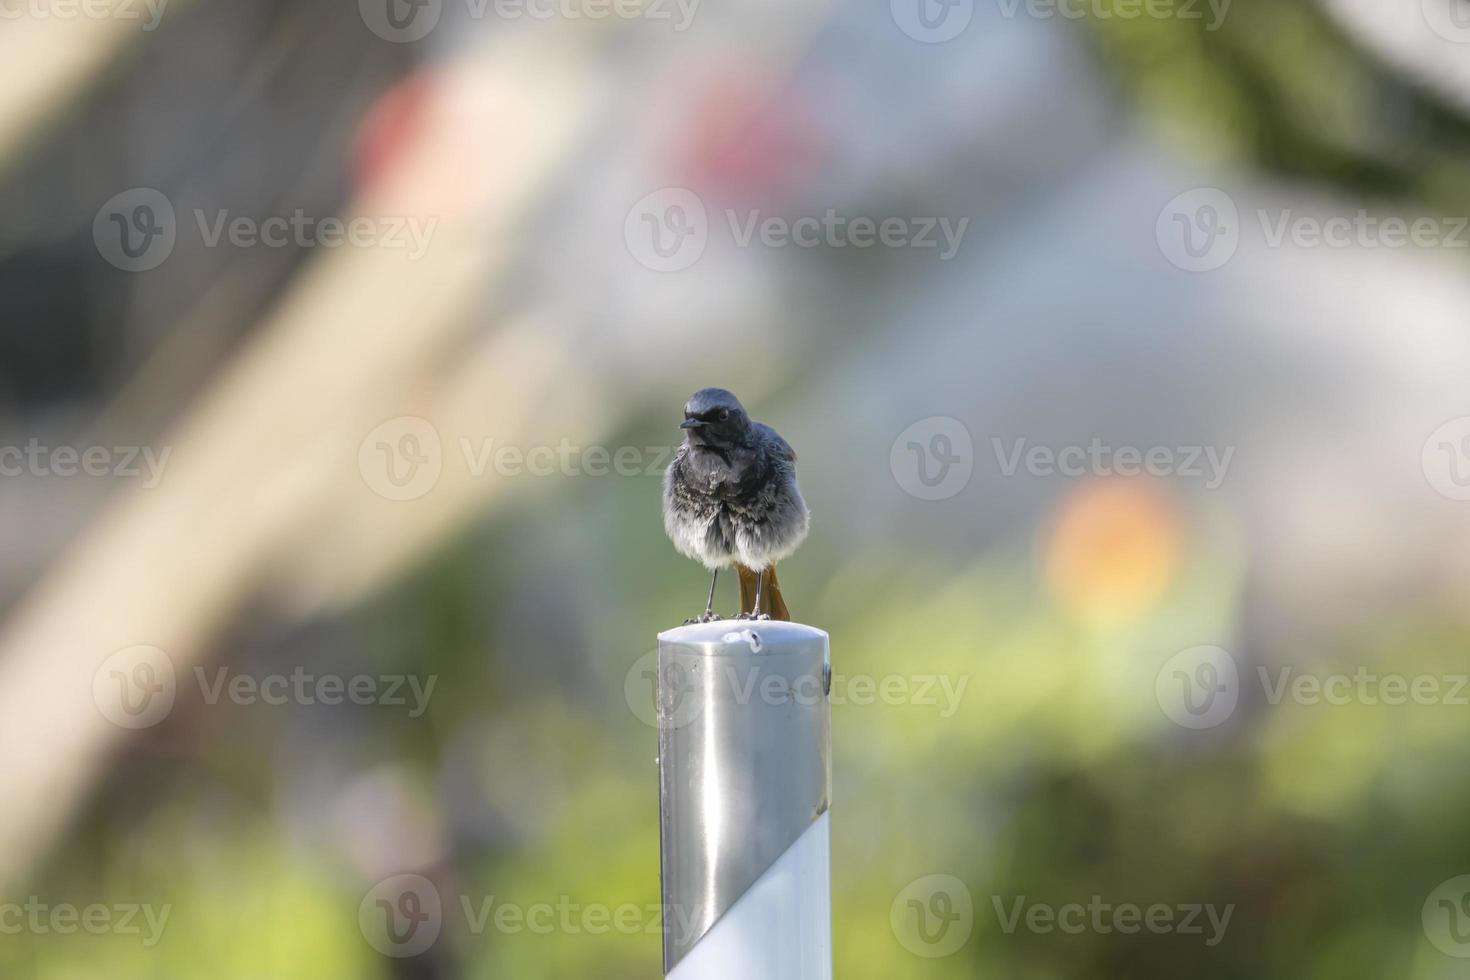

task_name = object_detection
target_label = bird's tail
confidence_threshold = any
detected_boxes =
[737,563,791,621]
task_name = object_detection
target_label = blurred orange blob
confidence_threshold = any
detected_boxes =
[1044,478,1184,623]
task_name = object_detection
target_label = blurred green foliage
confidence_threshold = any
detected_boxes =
[10,448,1470,978]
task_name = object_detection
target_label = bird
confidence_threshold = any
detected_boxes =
[663,388,809,623]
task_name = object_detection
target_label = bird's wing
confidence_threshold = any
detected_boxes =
[754,422,796,463]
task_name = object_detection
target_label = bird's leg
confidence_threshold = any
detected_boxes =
[703,568,720,621]
[753,567,771,620]
[685,568,720,624]
[739,567,772,621]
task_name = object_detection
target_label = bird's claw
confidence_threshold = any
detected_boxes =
[683,611,721,625]
[735,612,772,621]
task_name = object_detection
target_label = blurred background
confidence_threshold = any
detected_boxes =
[4,0,1470,976]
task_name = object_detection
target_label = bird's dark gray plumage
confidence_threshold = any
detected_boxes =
[663,388,809,621]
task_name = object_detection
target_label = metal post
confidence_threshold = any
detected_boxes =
[656,620,832,980]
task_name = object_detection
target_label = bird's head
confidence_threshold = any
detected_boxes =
[680,387,751,449]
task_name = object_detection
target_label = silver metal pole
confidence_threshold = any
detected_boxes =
[656,620,833,980]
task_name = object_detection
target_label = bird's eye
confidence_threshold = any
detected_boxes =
[718,409,730,421]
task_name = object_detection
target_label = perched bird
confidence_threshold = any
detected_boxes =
[663,388,810,622]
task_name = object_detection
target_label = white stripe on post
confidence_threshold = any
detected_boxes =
[667,813,831,980]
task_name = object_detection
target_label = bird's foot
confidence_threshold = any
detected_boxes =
[683,611,721,625]
[735,612,772,621]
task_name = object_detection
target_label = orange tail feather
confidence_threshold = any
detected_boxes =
[736,563,791,621]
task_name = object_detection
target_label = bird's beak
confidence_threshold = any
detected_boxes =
[680,418,705,429]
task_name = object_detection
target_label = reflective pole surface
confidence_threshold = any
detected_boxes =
[656,620,832,980]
